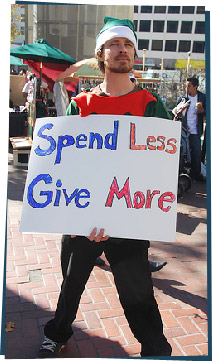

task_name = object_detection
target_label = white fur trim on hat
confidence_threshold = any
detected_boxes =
[95,25,137,54]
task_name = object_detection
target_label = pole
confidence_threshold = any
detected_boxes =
[187,51,191,79]
[39,57,43,97]
[33,4,37,43]
[142,49,146,72]
[76,5,80,60]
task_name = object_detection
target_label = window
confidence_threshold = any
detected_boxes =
[181,21,193,34]
[140,6,152,13]
[178,40,191,52]
[167,21,178,33]
[193,41,205,53]
[168,6,180,14]
[182,6,195,14]
[138,39,149,50]
[20,26,25,35]
[49,24,60,35]
[86,24,95,37]
[152,40,163,51]
[134,5,138,13]
[153,21,164,32]
[195,22,205,34]
[154,6,166,13]
[165,40,177,52]
[196,6,205,14]
[134,20,138,32]
[139,20,151,32]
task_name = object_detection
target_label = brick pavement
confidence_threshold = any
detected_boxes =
[5,151,208,358]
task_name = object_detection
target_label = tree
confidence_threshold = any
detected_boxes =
[11,4,23,43]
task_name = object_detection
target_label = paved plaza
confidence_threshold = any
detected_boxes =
[5,150,208,358]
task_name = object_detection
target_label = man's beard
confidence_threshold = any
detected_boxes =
[108,64,133,73]
[105,55,134,74]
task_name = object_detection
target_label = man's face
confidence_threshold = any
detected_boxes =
[100,37,135,74]
[186,81,198,96]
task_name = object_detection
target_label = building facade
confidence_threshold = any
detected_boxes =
[11,4,25,49]
[25,4,133,61]
[12,4,205,72]
[134,5,205,70]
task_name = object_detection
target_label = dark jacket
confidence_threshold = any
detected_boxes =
[177,90,206,136]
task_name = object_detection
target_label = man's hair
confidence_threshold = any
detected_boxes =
[95,45,138,74]
[96,45,105,73]
[187,77,199,87]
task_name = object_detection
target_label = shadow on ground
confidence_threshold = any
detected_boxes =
[179,181,207,209]
[176,212,207,235]
[152,277,207,315]
[7,149,28,202]
[5,287,129,359]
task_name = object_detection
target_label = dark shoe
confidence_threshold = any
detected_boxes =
[141,342,172,356]
[39,336,66,358]
[94,257,105,266]
[150,261,167,273]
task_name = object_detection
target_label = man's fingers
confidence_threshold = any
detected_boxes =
[102,235,110,241]
[71,229,109,242]
[87,227,97,241]
[87,228,109,242]
[95,228,105,242]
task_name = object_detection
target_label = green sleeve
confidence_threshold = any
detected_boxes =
[66,88,92,115]
[144,92,172,120]
[66,100,79,115]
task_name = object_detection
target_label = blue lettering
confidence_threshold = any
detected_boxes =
[35,124,56,156]
[89,133,103,149]
[76,134,87,148]
[105,121,119,150]
[54,179,62,206]
[75,189,90,208]
[55,135,75,164]
[63,188,79,206]
[28,174,53,208]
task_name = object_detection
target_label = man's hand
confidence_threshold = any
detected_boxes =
[196,107,204,114]
[196,102,204,114]
[71,228,109,242]
[88,228,109,242]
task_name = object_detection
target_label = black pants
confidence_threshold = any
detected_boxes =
[44,236,170,355]
[189,134,202,178]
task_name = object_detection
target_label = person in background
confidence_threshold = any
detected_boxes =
[19,68,27,76]
[9,88,13,109]
[176,77,206,182]
[22,72,36,106]
[10,67,18,75]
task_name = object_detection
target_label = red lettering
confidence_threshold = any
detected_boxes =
[157,136,166,151]
[105,178,176,212]
[165,138,177,154]
[130,123,147,150]
[147,136,156,150]
[145,190,160,208]
[158,192,175,212]
[133,191,145,209]
[105,177,132,208]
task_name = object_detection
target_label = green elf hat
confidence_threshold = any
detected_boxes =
[95,17,138,55]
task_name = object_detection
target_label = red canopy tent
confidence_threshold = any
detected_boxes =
[24,59,77,94]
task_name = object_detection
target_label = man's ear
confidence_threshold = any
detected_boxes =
[98,45,105,62]
[99,51,104,62]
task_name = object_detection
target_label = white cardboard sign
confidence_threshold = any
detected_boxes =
[20,115,181,242]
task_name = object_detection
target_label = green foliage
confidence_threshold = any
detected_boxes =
[11,4,23,43]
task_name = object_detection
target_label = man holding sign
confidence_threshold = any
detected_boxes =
[39,17,173,357]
